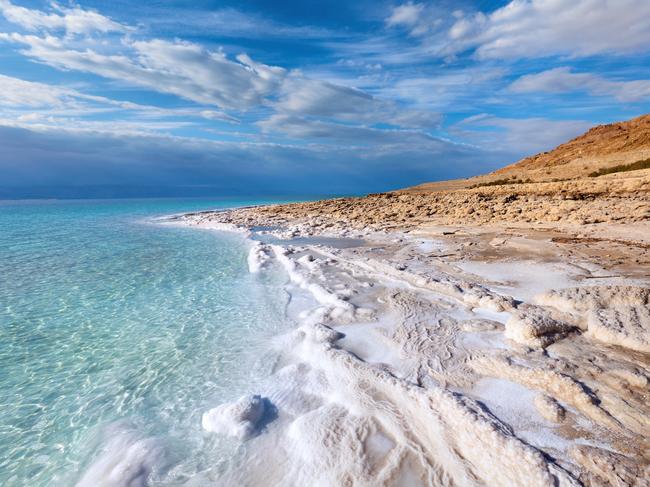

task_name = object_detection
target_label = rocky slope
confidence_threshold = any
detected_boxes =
[407,114,650,192]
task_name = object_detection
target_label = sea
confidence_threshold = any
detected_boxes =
[0,197,308,486]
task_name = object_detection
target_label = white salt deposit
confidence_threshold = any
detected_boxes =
[504,305,574,348]
[471,377,571,453]
[173,213,649,485]
[537,285,650,351]
[198,221,251,235]
[247,241,271,273]
[587,306,650,353]
[76,423,168,487]
[202,394,268,440]
[271,245,357,320]
[456,260,581,301]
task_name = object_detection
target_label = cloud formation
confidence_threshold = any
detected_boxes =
[454,115,592,155]
[0,124,503,198]
[0,0,647,198]
[0,32,288,110]
[510,67,650,102]
[0,73,237,133]
[0,1,437,142]
[0,0,127,35]
[386,0,650,60]
[385,2,426,32]
[454,0,650,59]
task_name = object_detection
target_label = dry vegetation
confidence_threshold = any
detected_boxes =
[589,157,650,177]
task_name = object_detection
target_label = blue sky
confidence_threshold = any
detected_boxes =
[0,0,649,198]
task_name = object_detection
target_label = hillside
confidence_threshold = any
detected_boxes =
[406,114,650,193]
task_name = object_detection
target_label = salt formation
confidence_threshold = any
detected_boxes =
[247,241,271,273]
[504,305,574,347]
[281,317,578,486]
[76,423,168,487]
[536,285,650,314]
[588,305,650,353]
[202,394,268,440]
[180,210,650,486]
[254,246,580,486]
[271,245,359,321]
[570,445,650,487]
[533,394,566,423]
[537,285,650,352]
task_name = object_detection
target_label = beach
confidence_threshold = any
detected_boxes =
[2,0,649,484]
[176,174,650,486]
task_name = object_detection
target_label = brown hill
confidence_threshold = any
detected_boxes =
[406,114,650,193]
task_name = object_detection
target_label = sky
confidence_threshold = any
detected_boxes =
[0,0,649,198]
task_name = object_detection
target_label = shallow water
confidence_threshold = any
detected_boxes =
[0,198,300,486]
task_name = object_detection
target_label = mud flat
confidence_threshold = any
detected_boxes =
[177,183,650,486]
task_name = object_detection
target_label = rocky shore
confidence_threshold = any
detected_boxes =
[176,173,650,485]
[176,116,650,485]
[190,169,649,232]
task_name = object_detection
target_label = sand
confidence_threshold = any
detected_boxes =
[171,176,650,486]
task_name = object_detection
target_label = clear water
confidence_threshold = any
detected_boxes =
[0,198,298,486]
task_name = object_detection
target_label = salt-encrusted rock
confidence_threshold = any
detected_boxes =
[587,306,650,353]
[534,394,566,423]
[202,395,268,440]
[535,286,650,352]
[505,305,574,348]
[312,323,344,343]
[571,445,649,487]
[536,286,650,316]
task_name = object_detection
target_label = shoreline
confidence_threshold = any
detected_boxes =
[174,192,650,486]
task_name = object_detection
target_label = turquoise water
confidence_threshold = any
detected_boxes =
[0,198,297,486]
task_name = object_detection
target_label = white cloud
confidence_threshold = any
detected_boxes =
[380,68,506,110]
[0,0,128,36]
[258,113,440,145]
[0,32,287,110]
[274,76,440,128]
[0,115,194,137]
[0,28,440,139]
[0,73,71,107]
[510,67,650,102]
[386,2,424,28]
[129,39,287,109]
[9,1,603,158]
[276,77,378,119]
[446,0,650,60]
[453,114,592,154]
[0,73,239,133]
[385,2,446,37]
[0,2,447,137]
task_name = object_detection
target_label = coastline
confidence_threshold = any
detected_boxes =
[174,183,650,486]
